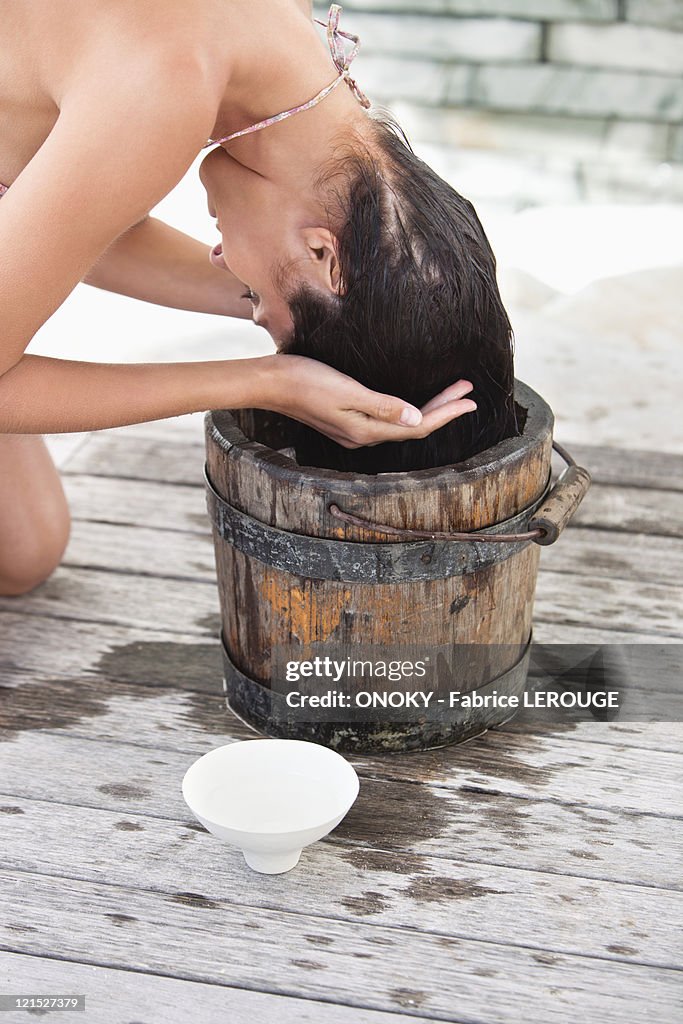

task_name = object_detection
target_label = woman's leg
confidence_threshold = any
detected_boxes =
[0,435,71,596]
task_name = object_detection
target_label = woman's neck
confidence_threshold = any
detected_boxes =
[207,2,371,190]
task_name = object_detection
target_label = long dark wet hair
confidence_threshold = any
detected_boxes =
[278,114,520,473]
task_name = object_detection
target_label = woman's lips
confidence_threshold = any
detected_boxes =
[210,241,227,270]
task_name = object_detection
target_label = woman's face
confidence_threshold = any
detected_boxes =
[200,146,303,344]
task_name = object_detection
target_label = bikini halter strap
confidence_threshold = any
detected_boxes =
[203,4,370,149]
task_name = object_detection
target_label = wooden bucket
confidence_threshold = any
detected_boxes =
[204,381,590,752]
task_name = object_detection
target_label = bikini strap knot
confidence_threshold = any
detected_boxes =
[316,4,371,109]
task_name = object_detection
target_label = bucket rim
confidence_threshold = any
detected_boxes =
[205,379,553,489]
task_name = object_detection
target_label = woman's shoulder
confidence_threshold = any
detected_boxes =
[60,0,227,112]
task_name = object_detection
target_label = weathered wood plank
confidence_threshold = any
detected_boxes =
[2,648,679,753]
[2,558,679,639]
[2,797,680,970]
[62,472,683,584]
[63,520,216,583]
[0,869,679,1024]
[1,662,680,890]
[24,687,683,768]
[1,671,678,764]
[565,444,683,493]
[1,727,681,829]
[0,613,220,685]
[1,750,677,892]
[572,486,683,539]
[355,733,683,819]
[1,608,676,745]
[0,566,220,637]
[59,477,683,603]
[109,412,208,444]
[62,473,209,533]
[540,526,683,584]
[533,570,683,638]
[62,434,204,485]
[0,951,432,1024]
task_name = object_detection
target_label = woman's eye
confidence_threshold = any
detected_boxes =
[241,288,258,304]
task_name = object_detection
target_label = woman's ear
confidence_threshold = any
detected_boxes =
[300,227,345,296]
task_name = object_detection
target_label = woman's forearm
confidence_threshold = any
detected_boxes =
[0,353,277,433]
[84,216,253,318]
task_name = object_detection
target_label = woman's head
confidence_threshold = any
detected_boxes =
[277,114,519,470]
[199,135,353,344]
[201,112,518,471]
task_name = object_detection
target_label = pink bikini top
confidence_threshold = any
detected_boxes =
[0,5,368,193]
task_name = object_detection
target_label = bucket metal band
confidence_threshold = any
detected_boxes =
[204,464,549,583]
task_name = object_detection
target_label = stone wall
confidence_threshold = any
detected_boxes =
[314,1,683,200]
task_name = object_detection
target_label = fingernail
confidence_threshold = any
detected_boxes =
[400,406,422,426]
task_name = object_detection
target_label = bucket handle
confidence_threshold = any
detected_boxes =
[328,441,591,547]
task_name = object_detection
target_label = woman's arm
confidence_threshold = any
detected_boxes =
[0,52,217,378]
[84,215,254,317]
[0,351,476,443]
[0,353,269,433]
[0,52,475,442]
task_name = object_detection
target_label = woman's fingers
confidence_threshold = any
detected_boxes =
[356,380,476,443]
[328,394,477,447]
[329,396,475,448]
[420,380,474,416]
[267,355,478,449]
[419,396,477,435]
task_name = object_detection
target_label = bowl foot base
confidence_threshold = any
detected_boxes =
[242,848,302,874]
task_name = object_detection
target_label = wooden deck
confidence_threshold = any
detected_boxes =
[1,416,681,1023]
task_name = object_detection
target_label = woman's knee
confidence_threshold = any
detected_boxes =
[0,508,71,596]
[0,435,71,596]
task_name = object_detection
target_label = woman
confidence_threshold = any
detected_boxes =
[200,7,518,473]
[0,1,490,596]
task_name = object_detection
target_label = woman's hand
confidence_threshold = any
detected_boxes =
[259,353,477,449]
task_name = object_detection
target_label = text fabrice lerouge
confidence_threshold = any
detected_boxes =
[285,689,620,711]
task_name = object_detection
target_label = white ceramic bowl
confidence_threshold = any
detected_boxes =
[181,739,360,874]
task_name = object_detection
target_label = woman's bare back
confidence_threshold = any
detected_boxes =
[0,0,316,188]
[0,0,222,186]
